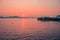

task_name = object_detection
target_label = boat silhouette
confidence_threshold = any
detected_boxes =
[37,15,60,21]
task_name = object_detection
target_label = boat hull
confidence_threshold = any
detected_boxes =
[37,18,60,21]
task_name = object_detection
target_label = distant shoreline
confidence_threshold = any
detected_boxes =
[0,17,37,18]
[0,16,38,18]
[0,17,21,18]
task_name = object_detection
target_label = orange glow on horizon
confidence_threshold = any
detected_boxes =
[0,0,60,16]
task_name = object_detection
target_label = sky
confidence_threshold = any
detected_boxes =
[0,0,60,17]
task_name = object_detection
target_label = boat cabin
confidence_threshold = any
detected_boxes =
[56,15,60,18]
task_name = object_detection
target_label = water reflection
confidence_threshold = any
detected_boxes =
[0,18,60,40]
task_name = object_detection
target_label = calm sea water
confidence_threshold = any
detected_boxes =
[0,18,60,40]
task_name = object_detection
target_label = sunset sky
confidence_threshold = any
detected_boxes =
[0,0,60,17]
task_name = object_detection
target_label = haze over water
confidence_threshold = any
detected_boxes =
[0,0,60,17]
[0,0,60,40]
[0,18,60,40]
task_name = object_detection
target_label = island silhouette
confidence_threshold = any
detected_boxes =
[0,16,21,18]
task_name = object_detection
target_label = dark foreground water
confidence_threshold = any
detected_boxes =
[0,18,60,40]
